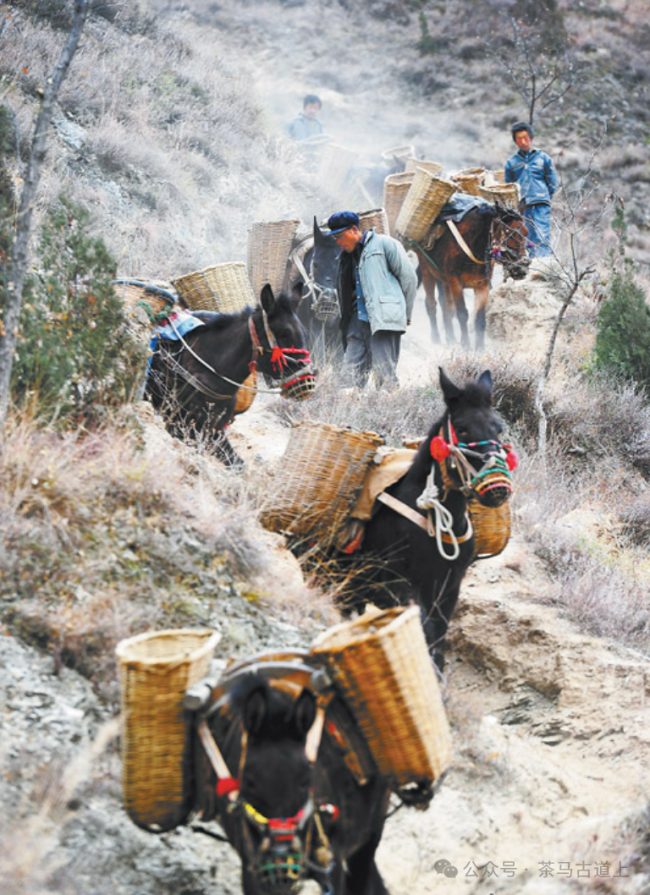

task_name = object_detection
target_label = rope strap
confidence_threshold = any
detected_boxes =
[445,219,487,265]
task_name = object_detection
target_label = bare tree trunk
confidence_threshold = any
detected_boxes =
[0,0,89,436]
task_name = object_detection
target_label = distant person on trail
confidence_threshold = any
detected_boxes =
[328,210,417,389]
[285,94,324,141]
[505,121,558,259]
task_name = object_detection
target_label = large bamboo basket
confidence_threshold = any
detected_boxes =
[247,219,301,299]
[115,280,176,318]
[358,207,390,235]
[260,421,385,547]
[468,498,512,559]
[172,262,256,313]
[483,169,506,185]
[310,605,452,789]
[395,168,457,243]
[383,172,415,236]
[116,628,221,831]
[478,183,520,209]
[404,158,443,176]
[451,167,485,196]
[381,144,415,165]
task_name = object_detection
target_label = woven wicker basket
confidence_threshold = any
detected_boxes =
[310,605,452,788]
[484,168,505,185]
[477,183,520,208]
[404,158,443,176]
[247,219,301,299]
[115,280,175,317]
[383,172,415,236]
[116,628,221,831]
[468,498,512,559]
[358,207,390,235]
[381,144,415,164]
[172,263,256,313]
[395,169,457,243]
[451,167,485,196]
[260,421,385,546]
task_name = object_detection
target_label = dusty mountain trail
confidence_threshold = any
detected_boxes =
[224,277,649,894]
[2,274,648,894]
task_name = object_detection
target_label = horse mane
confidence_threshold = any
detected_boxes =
[494,201,524,225]
[195,305,255,331]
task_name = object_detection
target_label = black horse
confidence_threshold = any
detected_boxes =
[291,218,342,364]
[342,368,515,670]
[145,285,315,467]
[193,664,391,895]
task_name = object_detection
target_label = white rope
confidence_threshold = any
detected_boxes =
[166,315,282,396]
[416,467,460,560]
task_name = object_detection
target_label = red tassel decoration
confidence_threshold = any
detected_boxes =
[506,449,519,471]
[430,436,452,462]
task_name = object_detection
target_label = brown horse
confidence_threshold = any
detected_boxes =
[412,201,529,351]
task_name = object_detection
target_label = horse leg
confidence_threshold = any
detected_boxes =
[420,574,462,672]
[214,430,244,469]
[345,832,389,895]
[473,281,490,352]
[420,260,441,344]
[438,283,457,346]
[453,284,471,350]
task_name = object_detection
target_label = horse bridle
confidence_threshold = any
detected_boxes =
[489,208,529,270]
[155,309,314,401]
[289,239,340,323]
[377,418,516,561]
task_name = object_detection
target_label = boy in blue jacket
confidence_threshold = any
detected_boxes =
[505,122,558,258]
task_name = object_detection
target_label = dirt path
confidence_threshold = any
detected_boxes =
[226,270,649,894]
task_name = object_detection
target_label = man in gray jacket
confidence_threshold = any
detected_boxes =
[328,210,417,388]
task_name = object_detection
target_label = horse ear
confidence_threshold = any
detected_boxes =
[292,688,317,739]
[291,279,305,304]
[313,215,328,245]
[439,367,462,403]
[243,685,268,737]
[260,284,275,314]
[477,369,493,394]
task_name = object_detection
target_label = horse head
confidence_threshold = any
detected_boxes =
[310,217,342,325]
[492,202,530,281]
[256,284,317,400]
[432,368,516,509]
[231,676,319,895]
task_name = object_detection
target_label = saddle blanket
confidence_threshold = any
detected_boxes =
[438,193,490,223]
[147,310,206,376]
[351,447,417,521]
[151,309,205,344]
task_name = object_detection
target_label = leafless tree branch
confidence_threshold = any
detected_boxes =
[0,0,89,437]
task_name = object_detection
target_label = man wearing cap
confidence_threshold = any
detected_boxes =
[327,211,417,388]
[505,122,558,258]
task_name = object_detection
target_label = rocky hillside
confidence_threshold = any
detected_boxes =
[2,0,650,279]
[1,1,649,894]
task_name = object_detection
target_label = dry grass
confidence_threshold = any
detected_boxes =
[0,405,327,700]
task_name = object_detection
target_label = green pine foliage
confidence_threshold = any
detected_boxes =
[11,196,143,419]
[594,258,650,392]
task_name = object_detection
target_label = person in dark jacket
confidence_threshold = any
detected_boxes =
[505,122,558,258]
[327,210,417,388]
[285,94,324,141]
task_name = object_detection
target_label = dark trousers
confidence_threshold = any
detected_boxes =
[344,316,401,388]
